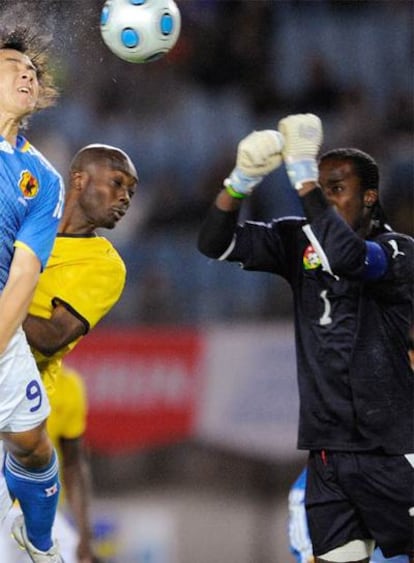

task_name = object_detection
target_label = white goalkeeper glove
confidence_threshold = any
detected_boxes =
[278,113,323,191]
[224,130,284,198]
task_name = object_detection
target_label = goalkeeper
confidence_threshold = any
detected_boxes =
[198,115,414,563]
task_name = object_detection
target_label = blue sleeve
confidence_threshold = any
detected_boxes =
[288,468,313,563]
[16,175,65,269]
[302,190,393,281]
[363,241,388,281]
[370,548,409,562]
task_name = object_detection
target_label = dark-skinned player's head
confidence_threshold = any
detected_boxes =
[65,144,138,231]
[319,147,388,233]
[70,144,138,185]
[319,148,379,191]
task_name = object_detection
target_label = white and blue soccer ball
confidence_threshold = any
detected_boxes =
[100,0,181,63]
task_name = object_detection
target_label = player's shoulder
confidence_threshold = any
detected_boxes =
[376,226,414,245]
[24,139,63,182]
[85,236,127,290]
[374,228,414,281]
[376,228,414,259]
[48,233,126,287]
[95,236,126,267]
[244,215,306,234]
[268,215,307,229]
[54,234,125,264]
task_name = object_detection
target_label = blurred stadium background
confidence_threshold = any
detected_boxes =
[2,0,413,561]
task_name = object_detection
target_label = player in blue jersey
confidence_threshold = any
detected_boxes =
[198,115,414,562]
[0,143,137,562]
[0,26,65,562]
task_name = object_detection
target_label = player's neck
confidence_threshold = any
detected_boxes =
[0,114,20,146]
[58,199,97,235]
[58,214,96,235]
[58,220,96,236]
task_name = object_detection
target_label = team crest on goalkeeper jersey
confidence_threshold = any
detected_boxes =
[303,244,321,270]
[19,170,39,199]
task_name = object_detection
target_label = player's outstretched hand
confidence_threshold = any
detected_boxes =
[224,130,284,198]
[278,113,323,191]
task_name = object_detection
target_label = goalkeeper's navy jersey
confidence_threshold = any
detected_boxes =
[224,195,414,454]
[0,134,64,288]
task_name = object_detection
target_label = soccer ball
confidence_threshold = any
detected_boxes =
[100,0,181,64]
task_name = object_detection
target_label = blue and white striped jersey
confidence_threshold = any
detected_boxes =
[0,134,64,288]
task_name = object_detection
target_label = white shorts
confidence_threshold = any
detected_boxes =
[0,327,50,433]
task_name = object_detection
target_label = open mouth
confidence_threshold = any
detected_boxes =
[17,87,32,97]
[112,208,126,220]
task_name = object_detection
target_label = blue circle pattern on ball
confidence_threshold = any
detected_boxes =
[121,28,140,48]
[101,5,110,25]
[130,0,145,4]
[160,13,173,35]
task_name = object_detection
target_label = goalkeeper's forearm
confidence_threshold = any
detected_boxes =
[198,198,239,259]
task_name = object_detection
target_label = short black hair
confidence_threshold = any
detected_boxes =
[319,148,379,192]
[70,144,139,184]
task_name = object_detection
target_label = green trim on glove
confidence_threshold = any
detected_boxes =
[224,184,248,199]
[223,168,263,197]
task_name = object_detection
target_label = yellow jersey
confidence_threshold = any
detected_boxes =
[46,363,87,505]
[47,364,87,448]
[29,234,126,394]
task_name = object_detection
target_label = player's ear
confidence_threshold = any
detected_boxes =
[72,171,87,191]
[363,189,378,208]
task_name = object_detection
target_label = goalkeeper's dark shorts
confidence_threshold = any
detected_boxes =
[305,450,414,559]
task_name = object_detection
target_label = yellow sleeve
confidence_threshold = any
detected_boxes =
[52,256,126,330]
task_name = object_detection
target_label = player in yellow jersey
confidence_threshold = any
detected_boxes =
[0,143,138,562]
[47,365,92,563]
[24,143,137,397]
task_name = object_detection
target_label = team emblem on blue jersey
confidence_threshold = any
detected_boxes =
[19,170,39,199]
[303,245,321,270]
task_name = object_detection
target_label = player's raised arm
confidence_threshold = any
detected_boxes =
[198,129,284,258]
[278,112,323,195]
[278,113,393,282]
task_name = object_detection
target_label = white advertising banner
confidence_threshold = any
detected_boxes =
[196,322,304,461]
[66,323,304,462]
